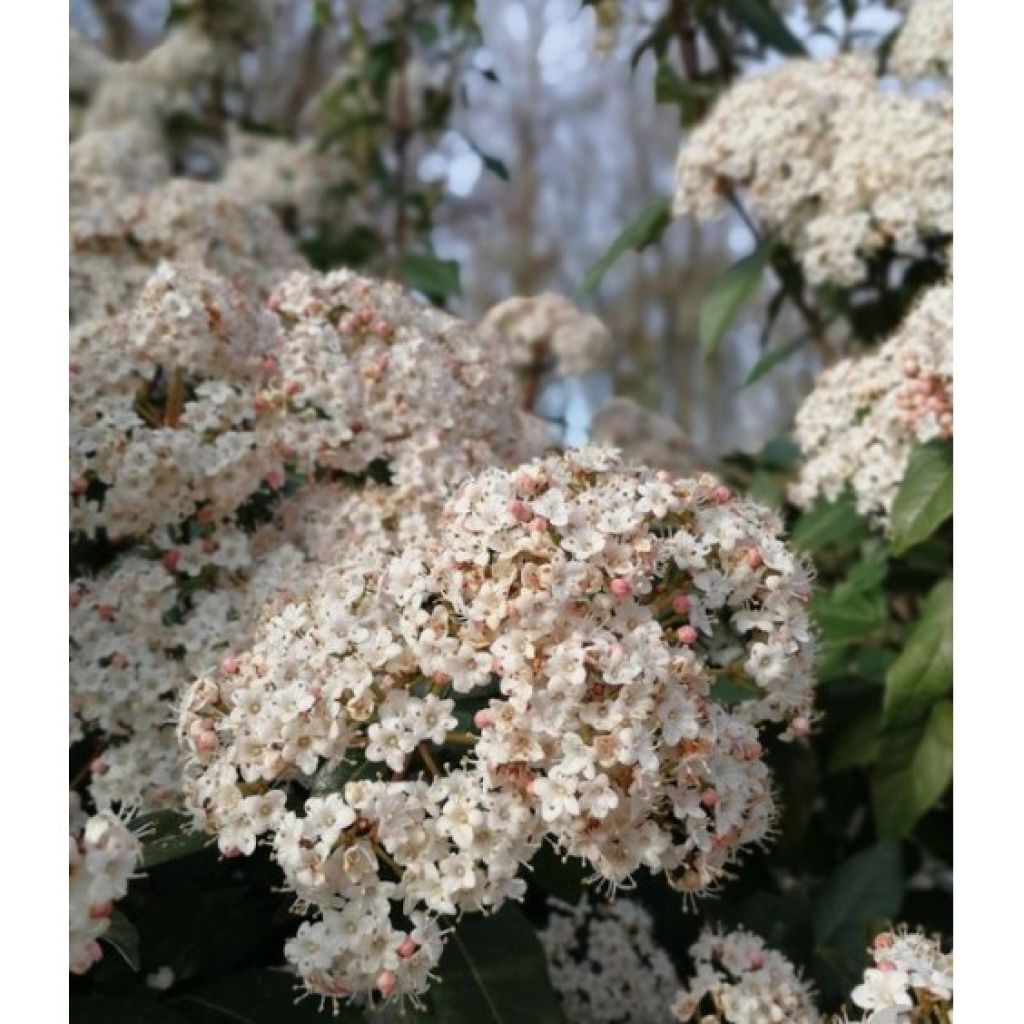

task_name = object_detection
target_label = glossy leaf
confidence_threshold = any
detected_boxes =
[723,0,808,56]
[882,579,953,730]
[790,493,869,553]
[399,253,462,302]
[890,440,953,555]
[140,825,212,870]
[743,331,811,386]
[700,241,774,359]
[430,904,565,1023]
[102,909,142,972]
[873,698,953,837]
[579,198,671,295]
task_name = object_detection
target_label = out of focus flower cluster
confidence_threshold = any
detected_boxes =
[891,0,953,81]
[672,55,952,286]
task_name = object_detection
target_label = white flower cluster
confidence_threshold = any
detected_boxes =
[179,447,815,1005]
[71,255,539,812]
[541,897,679,1023]
[478,293,614,380]
[445,450,816,891]
[69,793,141,975]
[789,283,952,527]
[672,55,952,286]
[891,0,954,81]
[179,556,542,1005]
[672,927,820,1023]
[847,928,952,1022]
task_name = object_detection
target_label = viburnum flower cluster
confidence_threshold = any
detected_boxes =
[672,55,952,286]
[69,792,141,975]
[789,282,952,527]
[891,0,954,81]
[845,929,953,1022]
[478,292,614,381]
[179,447,816,1005]
[541,896,680,1023]
[672,927,820,1023]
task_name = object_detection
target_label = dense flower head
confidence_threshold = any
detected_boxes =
[672,927,820,1023]
[891,0,953,81]
[672,55,952,286]
[541,896,679,1024]
[69,792,141,975]
[790,282,952,527]
[432,449,816,891]
[179,554,542,1004]
[846,928,952,1022]
[71,178,307,325]
[478,292,614,379]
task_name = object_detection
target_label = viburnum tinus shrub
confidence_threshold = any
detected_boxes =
[179,446,817,1006]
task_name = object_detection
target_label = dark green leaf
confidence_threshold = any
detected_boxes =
[790,493,869,553]
[312,0,332,26]
[711,676,762,705]
[872,698,953,837]
[528,845,587,904]
[890,440,953,555]
[102,910,142,972]
[743,332,811,386]
[723,0,808,56]
[175,967,365,1023]
[828,705,882,774]
[431,904,565,1023]
[141,826,211,870]
[811,556,888,642]
[399,253,462,302]
[700,241,775,359]
[882,579,953,730]
[579,198,671,295]
[813,841,903,993]
[309,751,373,794]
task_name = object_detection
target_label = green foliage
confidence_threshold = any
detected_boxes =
[579,198,672,295]
[700,240,775,359]
[791,494,870,554]
[400,252,463,302]
[102,911,142,973]
[429,905,565,1023]
[890,440,953,555]
[722,0,809,57]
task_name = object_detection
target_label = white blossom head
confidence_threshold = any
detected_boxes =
[478,293,614,379]
[672,55,952,286]
[541,896,679,1023]
[69,792,141,974]
[672,927,820,1023]
[891,0,953,81]
[847,927,952,1021]
[790,282,952,528]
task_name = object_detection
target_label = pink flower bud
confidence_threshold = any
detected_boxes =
[609,577,632,598]
[791,716,811,738]
[676,625,698,645]
[398,938,419,959]
[749,952,765,970]
[265,471,285,490]
[266,294,281,312]
[261,355,278,373]
[221,655,240,675]
[284,381,302,397]
[162,549,181,572]
[89,901,113,919]
[202,538,217,555]
[70,360,82,374]
[745,548,763,569]
[530,516,548,532]
[506,499,531,522]
[515,473,538,494]
[712,485,732,504]
[71,476,88,495]
[196,730,218,753]
[376,970,397,997]
[253,394,272,413]
[110,653,128,669]
[197,506,216,525]
[878,960,897,974]
[338,314,358,334]
[70,586,82,608]
[671,594,692,616]
[98,604,115,621]
[874,932,894,949]
[474,709,493,729]
[700,789,719,809]
[373,319,394,339]
[656,470,672,483]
